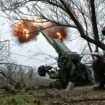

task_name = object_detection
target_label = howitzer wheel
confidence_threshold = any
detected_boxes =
[38,66,47,76]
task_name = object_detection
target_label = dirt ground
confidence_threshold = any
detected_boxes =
[30,86,105,105]
[1,79,105,105]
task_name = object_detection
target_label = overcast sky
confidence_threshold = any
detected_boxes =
[0,17,86,68]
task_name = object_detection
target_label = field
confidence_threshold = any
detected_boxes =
[0,79,105,105]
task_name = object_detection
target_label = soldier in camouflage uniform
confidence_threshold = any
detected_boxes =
[92,27,105,90]
[92,53,105,89]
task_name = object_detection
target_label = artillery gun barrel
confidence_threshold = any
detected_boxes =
[40,30,54,47]
[40,30,76,55]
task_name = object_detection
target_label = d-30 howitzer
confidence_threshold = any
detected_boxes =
[38,30,92,88]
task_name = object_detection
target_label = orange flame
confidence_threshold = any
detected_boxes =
[13,21,39,43]
[13,21,68,43]
[44,23,68,40]
[56,32,63,40]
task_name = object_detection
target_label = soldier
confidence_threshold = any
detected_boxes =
[92,52,105,90]
[92,27,105,90]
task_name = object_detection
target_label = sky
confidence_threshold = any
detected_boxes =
[0,17,86,68]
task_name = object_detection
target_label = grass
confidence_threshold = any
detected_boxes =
[0,92,49,105]
[0,85,105,105]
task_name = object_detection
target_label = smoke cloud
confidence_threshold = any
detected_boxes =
[44,23,68,40]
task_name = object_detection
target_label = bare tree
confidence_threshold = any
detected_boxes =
[0,0,105,52]
[0,63,37,90]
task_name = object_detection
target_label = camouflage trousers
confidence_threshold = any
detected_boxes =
[93,60,105,84]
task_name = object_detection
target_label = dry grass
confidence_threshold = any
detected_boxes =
[0,79,105,105]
